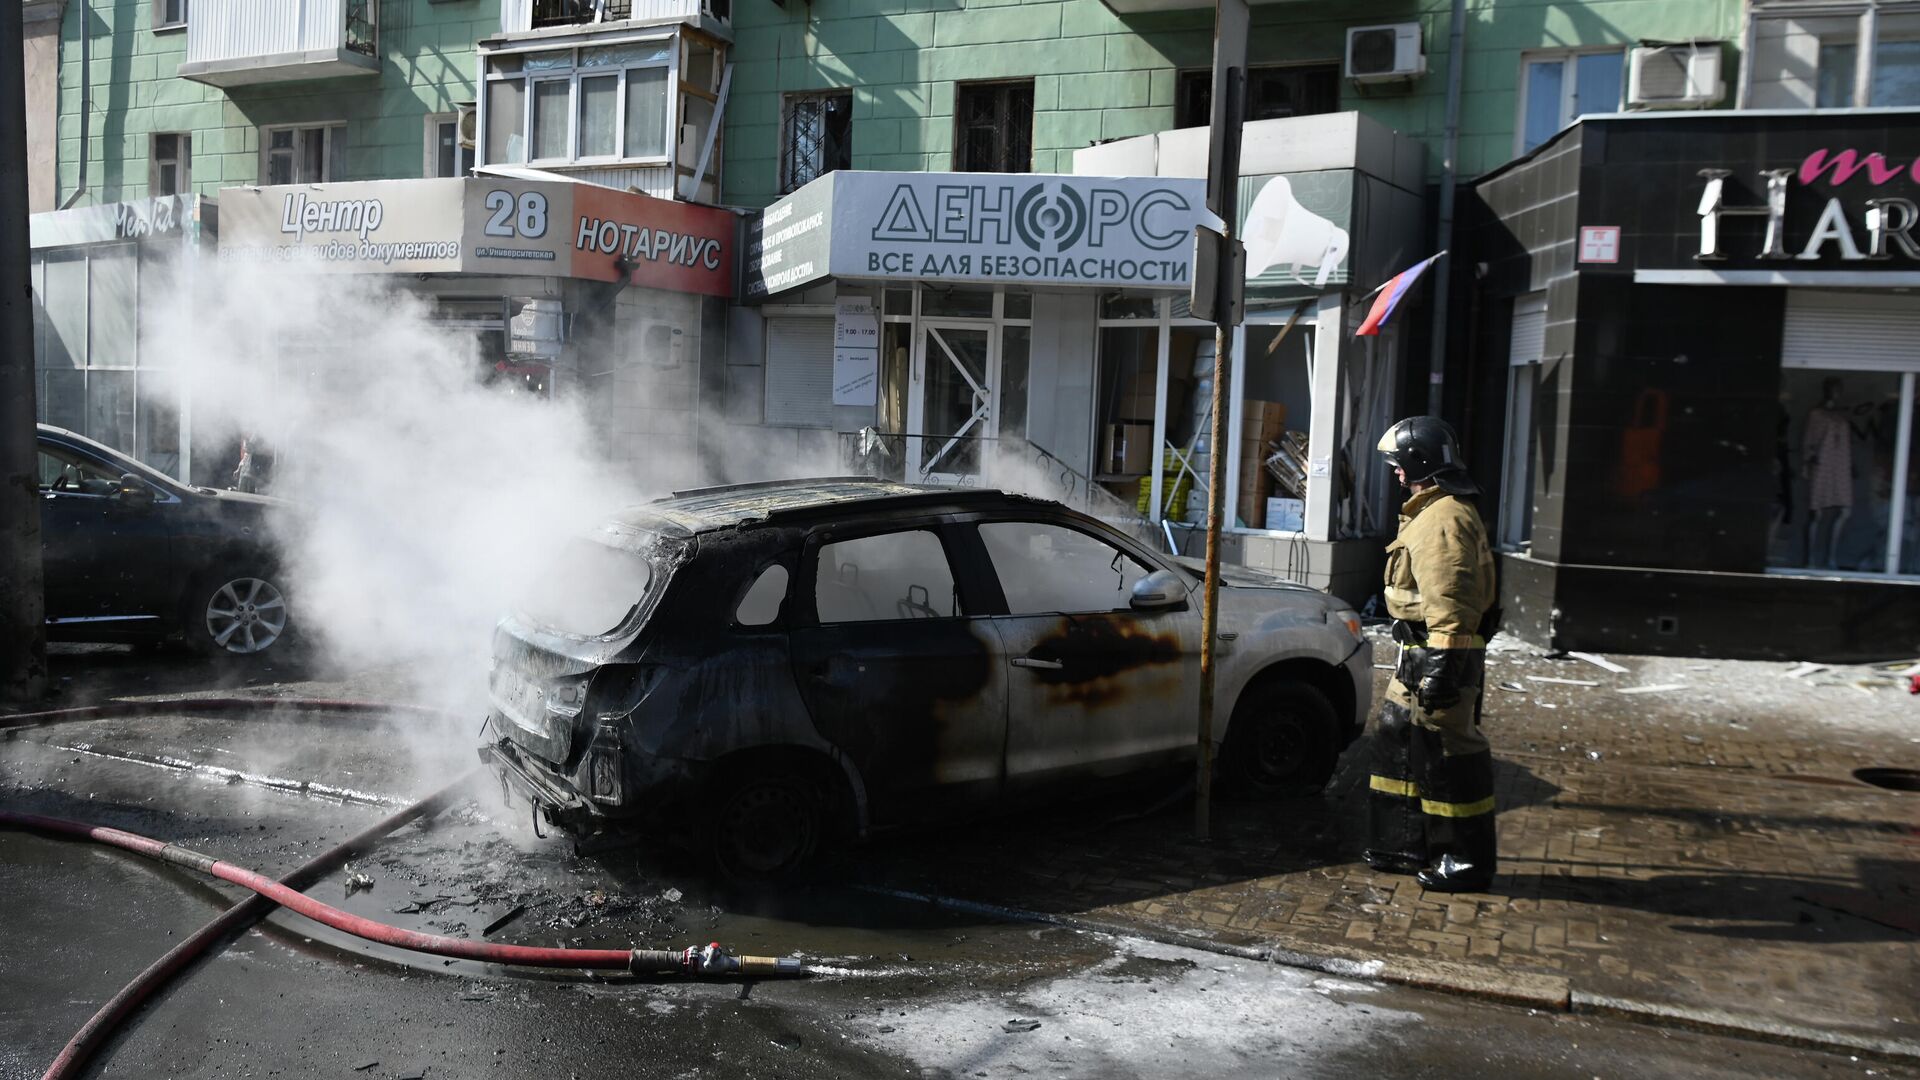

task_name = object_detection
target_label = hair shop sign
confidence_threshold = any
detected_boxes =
[1697,149,1920,263]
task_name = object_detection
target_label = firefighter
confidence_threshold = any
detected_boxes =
[1363,416,1500,893]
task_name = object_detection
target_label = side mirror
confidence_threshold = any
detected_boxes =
[113,474,155,509]
[1130,569,1188,611]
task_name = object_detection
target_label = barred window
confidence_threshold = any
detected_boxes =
[955,80,1032,174]
[782,91,852,194]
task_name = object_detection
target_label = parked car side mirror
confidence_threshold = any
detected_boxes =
[113,474,155,509]
[1130,569,1188,612]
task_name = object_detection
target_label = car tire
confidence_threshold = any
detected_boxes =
[705,770,828,885]
[1217,681,1339,799]
[185,568,293,660]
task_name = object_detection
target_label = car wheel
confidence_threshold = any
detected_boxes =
[1218,681,1339,799]
[706,771,826,884]
[187,571,292,659]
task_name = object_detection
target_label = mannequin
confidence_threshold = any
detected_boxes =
[1803,377,1855,569]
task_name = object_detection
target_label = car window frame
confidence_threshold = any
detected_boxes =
[39,433,188,499]
[729,557,795,631]
[36,443,172,503]
[953,511,1175,618]
[795,514,989,629]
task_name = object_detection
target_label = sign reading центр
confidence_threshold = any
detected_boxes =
[216,178,734,297]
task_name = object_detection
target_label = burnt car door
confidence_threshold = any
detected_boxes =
[36,441,175,623]
[788,518,1010,827]
[963,516,1200,793]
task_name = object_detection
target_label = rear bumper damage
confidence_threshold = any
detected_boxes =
[479,713,703,838]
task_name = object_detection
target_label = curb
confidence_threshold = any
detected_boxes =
[856,884,1920,1068]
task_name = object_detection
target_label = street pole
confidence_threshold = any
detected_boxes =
[1194,0,1248,842]
[0,1,48,705]
[1425,0,1468,418]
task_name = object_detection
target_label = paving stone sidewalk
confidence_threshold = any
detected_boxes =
[862,640,1920,1057]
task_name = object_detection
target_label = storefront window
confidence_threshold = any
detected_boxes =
[920,288,994,319]
[137,372,181,479]
[1000,325,1030,439]
[1237,323,1315,531]
[1100,295,1156,320]
[39,369,84,432]
[1771,369,1917,575]
[86,369,136,456]
[1094,326,1162,510]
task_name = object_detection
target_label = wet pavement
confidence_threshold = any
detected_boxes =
[1,644,1916,1078]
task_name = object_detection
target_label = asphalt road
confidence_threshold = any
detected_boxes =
[0,656,1910,1079]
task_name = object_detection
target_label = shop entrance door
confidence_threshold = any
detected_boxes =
[908,321,997,484]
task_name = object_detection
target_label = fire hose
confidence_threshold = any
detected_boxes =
[0,697,804,1080]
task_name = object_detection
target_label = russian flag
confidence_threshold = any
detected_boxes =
[1356,252,1445,337]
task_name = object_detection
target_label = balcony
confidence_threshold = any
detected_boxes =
[500,0,729,37]
[177,0,379,88]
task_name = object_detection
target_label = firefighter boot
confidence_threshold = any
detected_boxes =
[1415,749,1497,893]
[1364,696,1427,874]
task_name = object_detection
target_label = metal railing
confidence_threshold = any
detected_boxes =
[840,430,1162,549]
[530,0,633,26]
[345,0,377,56]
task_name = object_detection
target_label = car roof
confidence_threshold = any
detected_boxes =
[611,477,1059,537]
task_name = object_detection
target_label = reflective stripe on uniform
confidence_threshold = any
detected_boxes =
[1419,795,1496,818]
[1369,775,1420,798]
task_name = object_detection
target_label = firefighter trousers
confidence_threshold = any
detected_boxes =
[1365,647,1497,875]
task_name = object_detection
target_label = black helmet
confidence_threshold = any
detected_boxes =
[1377,416,1479,495]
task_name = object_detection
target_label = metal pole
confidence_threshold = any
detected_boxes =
[1425,0,1467,418]
[1,0,48,705]
[1194,6,1246,839]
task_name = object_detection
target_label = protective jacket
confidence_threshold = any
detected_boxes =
[1382,487,1496,648]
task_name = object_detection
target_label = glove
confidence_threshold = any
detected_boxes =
[1412,649,1464,712]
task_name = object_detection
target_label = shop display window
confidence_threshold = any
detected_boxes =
[1770,369,1918,576]
[1235,323,1316,532]
[1092,326,1160,507]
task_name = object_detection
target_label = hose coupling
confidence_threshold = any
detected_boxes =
[627,943,805,978]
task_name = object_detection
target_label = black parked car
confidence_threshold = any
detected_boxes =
[36,425,294,658]
[481,478,1371,880]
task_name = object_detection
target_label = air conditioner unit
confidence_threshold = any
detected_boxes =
[1628,43,1725,108]
[641,321,687,369]
[456,103,478,149]
[1345,23,1426,83]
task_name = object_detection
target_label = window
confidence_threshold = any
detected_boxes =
[1499,293,1547,550]
[979,522,1149,615]
[152,0,187,30]
[481,42,673,166]
[262,124,344,185]
[426,114,476,178]
[1518,51,1624,153]
[781,91,852,194]
[735,564,790,627]
[1750,11,1920,108]
[150,134,190,196]
[37,446,124,495]
[955,80,1033,173]
[1174,64,1341,129]
[814,531,961,623]
[764,316,835,428]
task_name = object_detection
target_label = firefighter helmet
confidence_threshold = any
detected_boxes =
[1377,416,1478,495]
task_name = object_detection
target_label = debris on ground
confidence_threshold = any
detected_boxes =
[1526,676,1599,688]
[343,865,374,896]
[1568,651,1630,674]
[1616,684,1687,695]
[1496,682,1527,694]
[350,1062,377,1073]
[1783,662,1828,679]
[1003,1019,1043,1033]
[661,888,682,903]
[482,904,527,937]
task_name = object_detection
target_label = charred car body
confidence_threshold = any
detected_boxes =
[480,479,1371,878]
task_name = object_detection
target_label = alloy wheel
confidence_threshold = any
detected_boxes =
[204,577,288,655]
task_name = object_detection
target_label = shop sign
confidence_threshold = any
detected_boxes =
[1695,147,1920,264]
[216,178,735,296]
[841,173,1205,288]
[30,194,203,249]
[743,176,837,299]
[1579,226,1621,264]
[1238,171,1351,289]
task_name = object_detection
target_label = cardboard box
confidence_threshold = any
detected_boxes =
[1104,420,1153,475]
[1267,497,1305,533]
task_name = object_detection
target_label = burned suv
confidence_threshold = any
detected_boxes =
[480,479,1371,879]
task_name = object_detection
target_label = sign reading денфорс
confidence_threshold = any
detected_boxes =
[216,178,735,297]
[743,172,1213,300]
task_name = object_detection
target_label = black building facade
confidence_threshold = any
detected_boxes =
[1467,111,1920,662]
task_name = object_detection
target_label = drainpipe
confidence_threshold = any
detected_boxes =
[60,0,88,209]
[1424,0,1466,418]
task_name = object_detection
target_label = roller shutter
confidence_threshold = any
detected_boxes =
[1782,290,1920,372]
[764,316,836,428]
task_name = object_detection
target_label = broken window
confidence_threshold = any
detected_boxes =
[735,564,790,627]
[815,530,960,623]
[517,537,657,636]
[978,522,1148,615]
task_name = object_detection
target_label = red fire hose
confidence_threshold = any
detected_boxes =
[0,696,804,1080]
